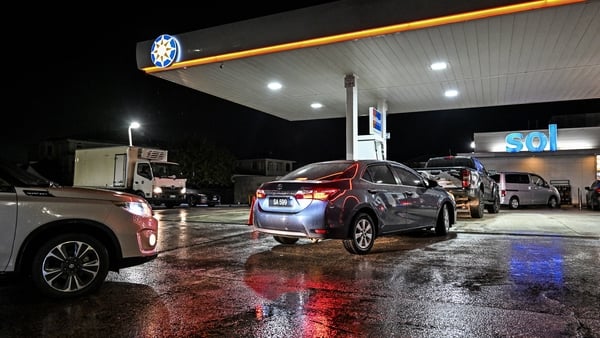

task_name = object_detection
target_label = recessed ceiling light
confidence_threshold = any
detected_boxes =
[430,62,448,70]
[267,82,282,90]
[311,103,323,109]
[444,89,459,97]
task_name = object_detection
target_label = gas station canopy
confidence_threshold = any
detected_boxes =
[136,0,599,122]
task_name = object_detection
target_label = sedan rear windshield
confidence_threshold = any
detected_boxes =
[280,162,356,181]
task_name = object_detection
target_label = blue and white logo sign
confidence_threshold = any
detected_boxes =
[150,34,180,68]
[505,124,558,153]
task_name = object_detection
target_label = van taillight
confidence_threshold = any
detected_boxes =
[501,190,506,197]
[461,169,471,188]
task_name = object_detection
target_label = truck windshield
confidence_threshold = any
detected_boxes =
[151,162,182,178]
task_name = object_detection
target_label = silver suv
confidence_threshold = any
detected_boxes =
[0,161,158,298]
[491,171,560,209]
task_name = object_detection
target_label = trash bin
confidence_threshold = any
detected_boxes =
[551,179,571,205]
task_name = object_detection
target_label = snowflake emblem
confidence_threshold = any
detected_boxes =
[150,34,180,68]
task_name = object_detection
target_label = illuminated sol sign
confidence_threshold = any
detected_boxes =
[505,124,558,153]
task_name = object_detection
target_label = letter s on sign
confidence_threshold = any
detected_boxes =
[505,133,523,152]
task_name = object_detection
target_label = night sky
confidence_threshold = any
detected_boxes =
[6,3,599,166]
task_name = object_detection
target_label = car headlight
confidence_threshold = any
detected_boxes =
[153,186,163,194]
[114,201,153,217]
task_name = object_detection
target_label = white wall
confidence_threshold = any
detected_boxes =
[477,155,596,205]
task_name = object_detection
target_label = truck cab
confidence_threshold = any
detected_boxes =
[134,161,187,208]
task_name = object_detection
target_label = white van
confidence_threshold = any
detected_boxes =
[490,171,561,209]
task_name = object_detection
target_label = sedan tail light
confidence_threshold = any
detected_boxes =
[295,188,341,201]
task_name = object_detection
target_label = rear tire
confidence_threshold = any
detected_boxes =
[435,204,450,235]
[509,197,520,209]
[273,236,299,245]
[470,193,485,218]
[548,196,559,209]
[343,213,375,255]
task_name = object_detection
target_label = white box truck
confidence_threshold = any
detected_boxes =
[73,145,187,208]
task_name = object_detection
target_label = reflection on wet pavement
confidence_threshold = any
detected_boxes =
[1,207,599,337]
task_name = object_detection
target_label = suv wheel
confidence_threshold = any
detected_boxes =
[31,233,109,299]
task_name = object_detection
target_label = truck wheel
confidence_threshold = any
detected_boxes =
[31,233,109,299]
[470,195,485,218]
[486,190,501,214]
[343,213,375,255]
[435,204,450,235]
[135,191,147,201]
[509,197,520,209]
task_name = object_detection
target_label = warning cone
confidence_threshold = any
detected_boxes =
[247,196,256,226]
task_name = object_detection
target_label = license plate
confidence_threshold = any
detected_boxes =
[170,195,176,198]
[269,197,291,207]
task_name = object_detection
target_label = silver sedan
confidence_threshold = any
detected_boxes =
[252,159,456,254]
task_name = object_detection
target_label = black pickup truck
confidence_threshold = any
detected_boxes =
[415,155,500,218]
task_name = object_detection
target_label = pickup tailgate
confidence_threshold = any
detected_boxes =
[417,167,466,189]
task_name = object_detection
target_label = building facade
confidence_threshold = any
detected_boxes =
[460,125,600,206]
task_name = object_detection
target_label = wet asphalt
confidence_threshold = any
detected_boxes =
[1,205,599,337]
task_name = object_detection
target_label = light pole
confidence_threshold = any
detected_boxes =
[128,122,140,146]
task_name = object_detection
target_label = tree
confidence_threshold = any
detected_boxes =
[169,138,237,188]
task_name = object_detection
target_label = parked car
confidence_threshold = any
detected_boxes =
[0,161,158,298]
[585,180,600,210]
[186,184,221,207]
[490,171,560,209]
[251,159,457,255]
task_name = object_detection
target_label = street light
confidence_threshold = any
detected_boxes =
[128,122,140,146]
